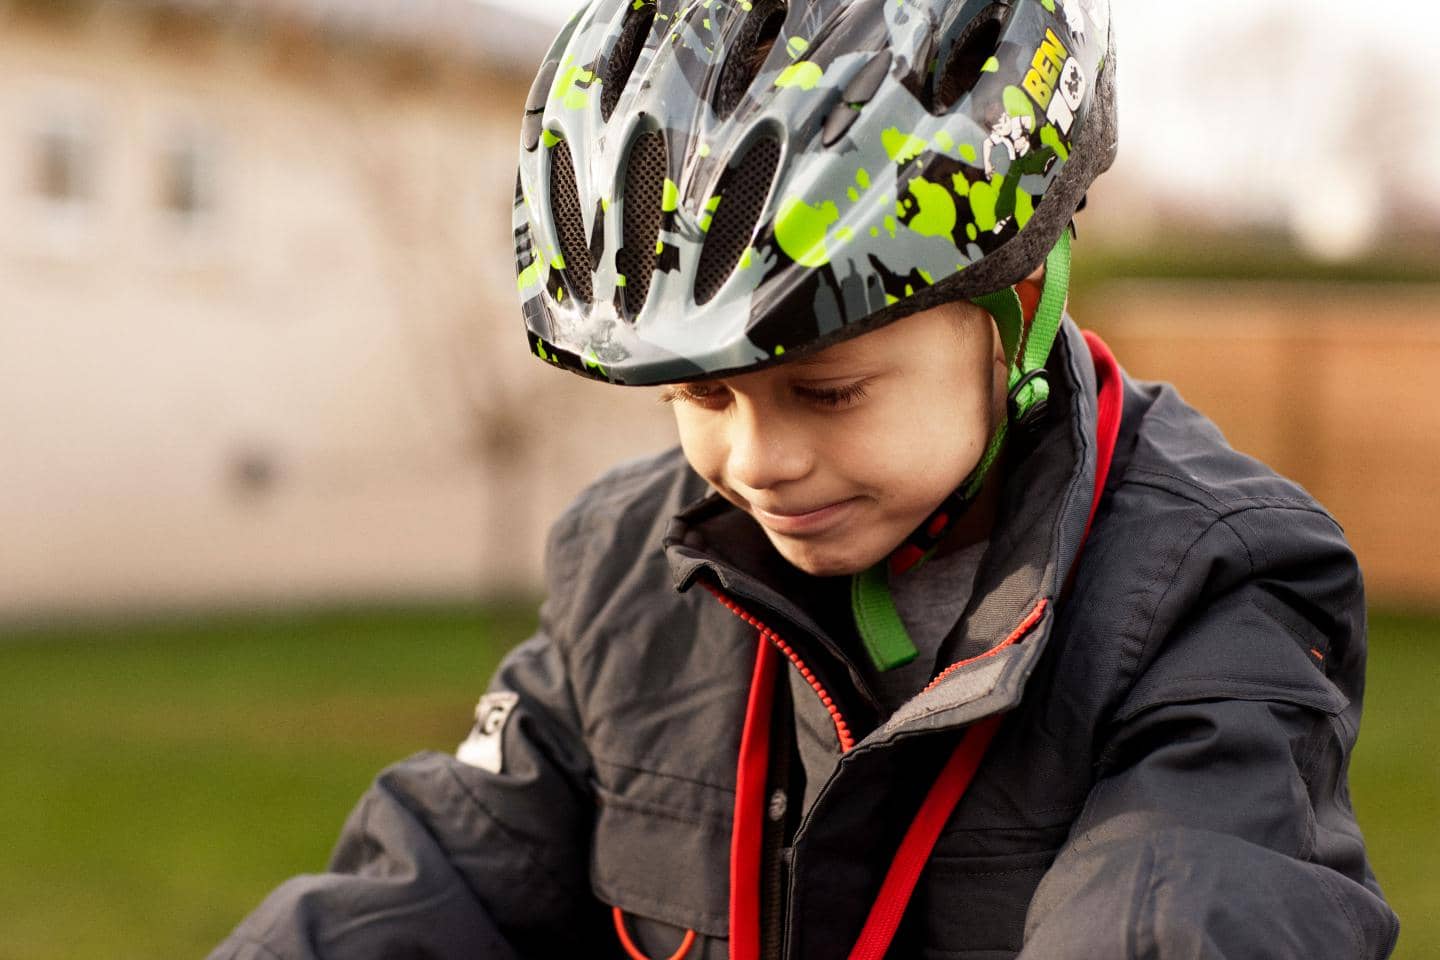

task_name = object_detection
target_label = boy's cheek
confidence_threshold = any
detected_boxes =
[672,416,718,478]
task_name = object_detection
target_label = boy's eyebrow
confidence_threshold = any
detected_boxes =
[791,352,847,368]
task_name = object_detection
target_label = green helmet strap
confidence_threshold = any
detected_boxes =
[973,227,1073,423]
[849,230,1073,675]
[851,564,921,671]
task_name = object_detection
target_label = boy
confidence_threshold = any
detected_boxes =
[213,0,1399,956]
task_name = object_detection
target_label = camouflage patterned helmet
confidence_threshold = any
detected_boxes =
[514,0,1116,385]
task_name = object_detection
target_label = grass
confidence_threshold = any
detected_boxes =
[1349,611,1440,957]
[0,605,536,960]
[0,605,1432,959]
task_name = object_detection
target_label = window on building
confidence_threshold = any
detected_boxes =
[157,125,217,223]
[32,117,96,207]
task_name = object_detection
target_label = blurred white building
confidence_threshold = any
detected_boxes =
[0,0,677,618]
[4,0,1437,619]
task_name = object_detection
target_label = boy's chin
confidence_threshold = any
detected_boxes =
[766,532,889,579]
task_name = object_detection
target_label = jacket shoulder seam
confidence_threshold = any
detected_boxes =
[1121,466,1332,520]
[1124,514,1229,694]
[542,448,690,651]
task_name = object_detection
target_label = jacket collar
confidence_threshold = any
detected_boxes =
[663,318,1101,744]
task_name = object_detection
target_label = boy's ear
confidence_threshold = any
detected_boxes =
[1014,259,1047,322]
[1015,277,1043,323]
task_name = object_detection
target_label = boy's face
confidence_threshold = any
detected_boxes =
[665,302,1008,577]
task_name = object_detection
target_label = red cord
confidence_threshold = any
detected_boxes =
[729,631,778,960]
[847,714,1005,960]
[611,906,697,960]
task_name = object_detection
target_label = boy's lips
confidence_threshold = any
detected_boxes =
[749,497,861,536]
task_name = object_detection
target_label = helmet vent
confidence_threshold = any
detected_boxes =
[549,138,594,303]
[714,0,787,120]
[930,3,1008,114]
[694,136,780,305]
[601,1,656,121]
[616,129,667,318]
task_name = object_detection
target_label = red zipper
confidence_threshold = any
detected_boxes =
[921,599,1048,696]
[706,580,856,960]
[703,581,855,753]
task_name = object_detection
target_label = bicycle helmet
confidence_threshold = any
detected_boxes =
[515,0,1113,381]
[514,0,1116,667]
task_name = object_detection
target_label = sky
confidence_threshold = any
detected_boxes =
[491,0,1440,258]
[1113,0,1439,256]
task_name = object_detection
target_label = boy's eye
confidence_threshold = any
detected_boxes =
[662,383,730,408]
[661,379,870,410]
[795,381,870,408]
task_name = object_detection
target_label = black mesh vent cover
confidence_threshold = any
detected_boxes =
[548,139,593,303]
[694,137,780,305]
[601,1,656,121]
[714,0,787,119]
[616,130,667,318]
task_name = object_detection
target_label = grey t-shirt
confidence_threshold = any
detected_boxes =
[869,536,990,716]
[789,536,990,815]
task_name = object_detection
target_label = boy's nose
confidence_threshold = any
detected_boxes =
[724,405,813,493]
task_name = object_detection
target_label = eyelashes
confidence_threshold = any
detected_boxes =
[659,384,726,407]
[660,381,870,410]
[797,381,869,408]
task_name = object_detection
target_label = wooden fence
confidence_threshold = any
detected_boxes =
[1080,280,1440,608]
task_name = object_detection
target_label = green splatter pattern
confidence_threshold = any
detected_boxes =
[513,0,1111,384]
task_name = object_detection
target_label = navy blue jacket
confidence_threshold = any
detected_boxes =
[212,323,1398,959]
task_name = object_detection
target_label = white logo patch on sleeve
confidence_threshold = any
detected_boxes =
[456,691,519,773]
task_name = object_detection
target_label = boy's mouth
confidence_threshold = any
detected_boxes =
[749,497,862,537]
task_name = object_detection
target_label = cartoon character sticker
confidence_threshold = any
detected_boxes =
[984,110,1036,177]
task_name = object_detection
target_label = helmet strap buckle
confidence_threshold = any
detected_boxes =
[1006,368,1050,429]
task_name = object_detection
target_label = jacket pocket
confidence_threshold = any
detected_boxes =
[911,825,1067,958]
[1117,595,1351,724]
[590,782,732,944]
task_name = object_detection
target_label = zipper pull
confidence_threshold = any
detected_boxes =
[768,788,788,823]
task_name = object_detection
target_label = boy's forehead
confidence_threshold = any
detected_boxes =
[793,325,893,368]
[787,342,872,374]
[792,350,849,368]
[792,305,947,368]
[708,337,875,388]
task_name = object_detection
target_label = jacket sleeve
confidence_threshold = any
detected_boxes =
[1021,507,1401,959]
[209,526,612,958]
